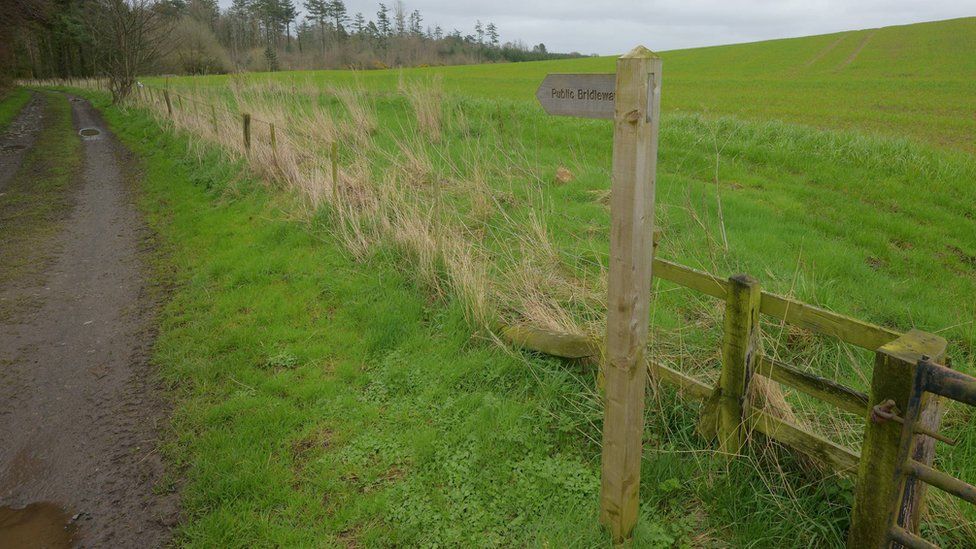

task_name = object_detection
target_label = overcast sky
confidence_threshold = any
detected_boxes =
[226,0,976,55]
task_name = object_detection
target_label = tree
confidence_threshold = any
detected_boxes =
[352,12,365,35]
[474,19,483,44]
[0,0,51,82]
[375,3,390,36]
[187,0,218,29]
[408,9,422,37]
[264,42,278,70]
[392,1,405,36]
[85,0,174,103]
[328,0,347,37]
[253,0,289,48]
[303,0,329,51]
[280,0,297,49]
[364,20,379,40]
[486,22,498,47]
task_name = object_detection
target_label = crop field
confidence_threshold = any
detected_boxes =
[154,17,976,154]
[65,15,975,547]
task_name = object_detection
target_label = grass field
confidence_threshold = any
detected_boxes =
[153,16,976,154]
[58,14,976,547]
[99,100,721,547]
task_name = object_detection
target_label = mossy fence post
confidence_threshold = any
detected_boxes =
[717,274,762,453]
[847,330,946,548]
[164,89,173,117]
[331,141,338,184]
[599,46,662,544]
[210,105,218,134]
[242,113,251,152]
[269,123,277,158]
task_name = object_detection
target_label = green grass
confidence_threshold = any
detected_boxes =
[94,96,882,547]
[0,87,31,132]
[0,91,81,321]
[154,17,976,153]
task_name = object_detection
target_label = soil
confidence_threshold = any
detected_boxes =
[0,95,178,547]
[0,92,45,191]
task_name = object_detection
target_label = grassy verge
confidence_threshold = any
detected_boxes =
[0,87,31,132]
[97,99,647,546]
[84,64,976,543]
[88,92,882,547]
[0,92,81,321]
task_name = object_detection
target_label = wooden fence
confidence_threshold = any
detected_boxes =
[503,230,965,547]
[36,75,974,548]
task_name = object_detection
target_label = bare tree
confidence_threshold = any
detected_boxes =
[86,0,174,103]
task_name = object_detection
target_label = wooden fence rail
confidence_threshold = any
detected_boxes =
[502,246,958,547]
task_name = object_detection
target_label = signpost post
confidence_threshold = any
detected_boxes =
[536,46,662,543]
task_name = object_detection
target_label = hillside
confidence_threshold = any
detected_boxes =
[163,16,976,153]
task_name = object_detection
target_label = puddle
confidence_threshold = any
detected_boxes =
[78,127,101,138]
[1,144,26,153]
[0,502,76,548]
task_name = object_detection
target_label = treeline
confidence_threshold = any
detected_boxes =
[5,0,585,80]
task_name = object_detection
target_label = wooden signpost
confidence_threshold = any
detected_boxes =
[537,46,662,543]
[535,73,616,119]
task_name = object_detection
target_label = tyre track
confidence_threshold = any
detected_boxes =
[0,95,178,548]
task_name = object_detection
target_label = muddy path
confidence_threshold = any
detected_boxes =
[0,92,45,191]
[0,95,178,547]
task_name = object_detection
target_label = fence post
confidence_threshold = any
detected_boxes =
[848,329,946,548]
[177,94,184,111]
[242,113,251,152]
[164,89,173,117]
[717,274,762,453]
[330,141,339,184]
[599,46,662,544]
[270,123,277,158]
[211,105,218,134]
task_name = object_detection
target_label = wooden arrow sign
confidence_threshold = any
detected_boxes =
[535,73,616,119]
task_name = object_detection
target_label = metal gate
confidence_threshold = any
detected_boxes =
[884,357,976,548]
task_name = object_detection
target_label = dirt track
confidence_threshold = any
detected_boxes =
[0,93,44,191]
[0,95,177,547]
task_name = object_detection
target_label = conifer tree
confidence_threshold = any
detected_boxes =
[376,3,390,36]
[353,12,365,35]
[329,0,347,36]
[303,0,330,51]
[486,22,498,47]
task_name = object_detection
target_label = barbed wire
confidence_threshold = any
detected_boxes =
[136,81,340,153]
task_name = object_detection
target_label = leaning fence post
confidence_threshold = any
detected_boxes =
[848,330,946,548]
[717,274,762,454]
[242,113,251,152]
[598,46,662,544]
[164,89,173,117]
